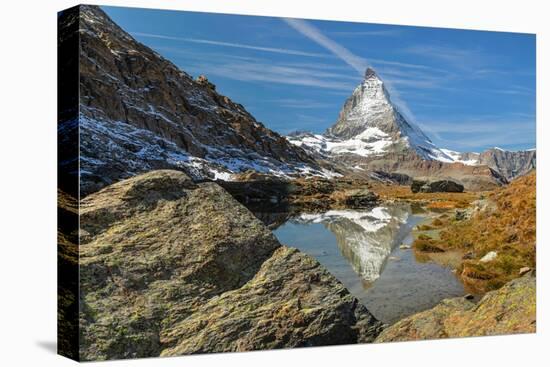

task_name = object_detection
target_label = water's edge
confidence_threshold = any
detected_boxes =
[269,204,465,324]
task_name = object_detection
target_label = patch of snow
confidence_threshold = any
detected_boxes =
[439,148,480,166]
[287,132,393,158]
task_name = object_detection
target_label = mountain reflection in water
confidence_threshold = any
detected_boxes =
[271,204,465,324]
[297,205,410,283]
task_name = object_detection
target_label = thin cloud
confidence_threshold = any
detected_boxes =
[282,18,422,124]
[269,99,335,109]
[329,30,403,37]
[417,118,535,150]
[186,61,356,91]
[131,31,332,58]
[403,44,485,70]
[282,18,368,74]
[370,58,441,71]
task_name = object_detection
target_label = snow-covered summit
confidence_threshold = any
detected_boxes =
[289,67,454,162]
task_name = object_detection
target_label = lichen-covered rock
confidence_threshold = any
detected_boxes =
[375,272,535,342]
[79,170,382,360]
[161,246,382,356]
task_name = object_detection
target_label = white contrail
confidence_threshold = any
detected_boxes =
[283,18,418,123]
[283,18,368,75]
[131,32,330,58]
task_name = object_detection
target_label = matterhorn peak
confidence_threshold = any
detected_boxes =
[364,67,378,80]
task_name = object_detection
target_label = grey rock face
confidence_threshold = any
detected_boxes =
[478,148,536,180]
[79,170,383,360]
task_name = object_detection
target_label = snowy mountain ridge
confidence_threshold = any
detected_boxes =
[287,67,535,181]
[288,68,456,163]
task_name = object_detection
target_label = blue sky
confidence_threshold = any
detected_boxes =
[102,6,536,152]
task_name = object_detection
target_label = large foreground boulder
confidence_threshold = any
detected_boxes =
[375,272,535,342]
[79,170,382,360]
[411,179,464,193]
[161,246,381,355]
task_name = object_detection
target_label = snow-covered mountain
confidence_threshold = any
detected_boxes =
[288,68,535,185]
[58,6,534,194]
[59,5,338,196]
[288,68,454,162]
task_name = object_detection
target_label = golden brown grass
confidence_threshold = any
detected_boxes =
[425,172,536,292]
[370,182,480,209]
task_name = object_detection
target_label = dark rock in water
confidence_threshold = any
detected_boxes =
[411,179,464,193]
[79,170,382,360]
[343,189,379,208]
[220,177,378,213]
[370,171,413,185]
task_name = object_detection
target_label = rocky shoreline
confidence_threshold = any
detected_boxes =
[70,169,536,360]
[77,170,382,360]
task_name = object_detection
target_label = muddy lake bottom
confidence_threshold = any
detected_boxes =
[268,205,466,325]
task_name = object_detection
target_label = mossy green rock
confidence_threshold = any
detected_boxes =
[79,170,381,360]
[375,272,535,342]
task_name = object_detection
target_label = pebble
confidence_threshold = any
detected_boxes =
[480,251,498,263]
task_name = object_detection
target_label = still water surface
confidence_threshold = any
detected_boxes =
[272,204,465,324]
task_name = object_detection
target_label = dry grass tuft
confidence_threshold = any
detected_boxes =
[437,171,536,291]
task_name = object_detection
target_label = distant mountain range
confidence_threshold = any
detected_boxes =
[60,6,535,195]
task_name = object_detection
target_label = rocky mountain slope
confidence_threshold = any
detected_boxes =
[60,5,336,196]
[443,147,536,181]
[288,68,533,189]
[78,170,382,360]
